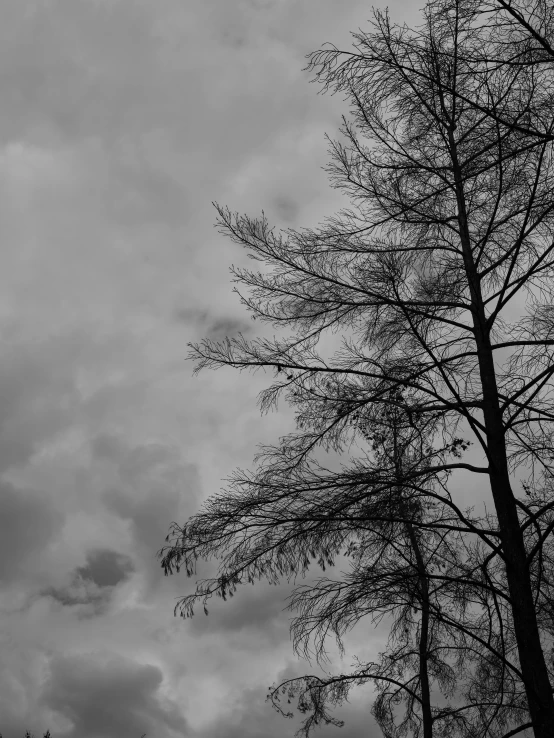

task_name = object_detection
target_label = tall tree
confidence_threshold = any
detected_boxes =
[161,1,554,735]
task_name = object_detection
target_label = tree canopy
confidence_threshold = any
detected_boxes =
[160,1,554,736]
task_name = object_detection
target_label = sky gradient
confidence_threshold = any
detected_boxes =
[0,1,425,736]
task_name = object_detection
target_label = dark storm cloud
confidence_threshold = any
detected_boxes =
[42,652,188,738]
[77,549,135,589]
[0,479,63,583]
[44,549,135,615]
[43,580,110,618]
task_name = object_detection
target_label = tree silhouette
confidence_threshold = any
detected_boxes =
[266,397,476,738]
[160,0,554,735]
[264,394,535,738]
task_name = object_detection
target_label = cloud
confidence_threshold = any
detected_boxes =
[0,1,431,737]
[43,549,135,619]
[0,479,63,584]
[77,549,135,589]
[187,581,291,643]
[196,681,382,738]
[0,340,79,473]
[97,438,201,598]
[0,0,158,144]
[172,308,253,342]
[43,652,188,738]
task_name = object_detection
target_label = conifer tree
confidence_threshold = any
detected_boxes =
[161,1,554,734]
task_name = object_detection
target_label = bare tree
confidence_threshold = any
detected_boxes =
[161,0,554,735]
[487,0,554,68]
[434,0,554,143]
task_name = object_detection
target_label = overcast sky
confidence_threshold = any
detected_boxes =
[0,2,429,736]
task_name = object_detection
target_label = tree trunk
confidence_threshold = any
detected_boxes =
[450,132,554,737]
[407,523,434,738]
[477,344,554,738]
